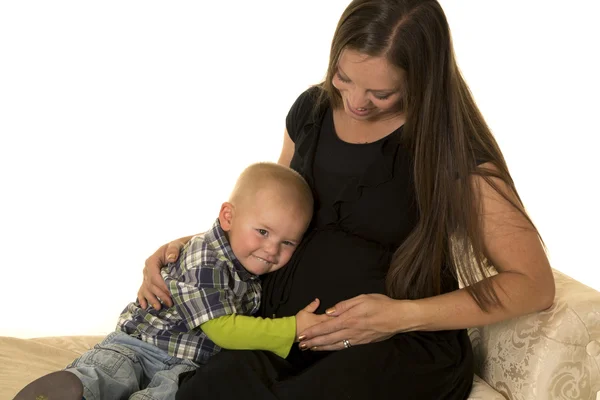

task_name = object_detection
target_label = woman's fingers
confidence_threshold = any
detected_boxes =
[151,280,172,308]
[139,262,172,309]
[324,295,365,316]
[308,342,349,352]
[138,239,187,310]
[299,329,356,351]
[147,271,170,300]
[165,241,183,263]
[137,289,149,309]
[143,284,170,309]
[297,294,403,351]
[141,245,174,306]
[299,314,351,340]
[144,256,168,289]
[137,285,161,310]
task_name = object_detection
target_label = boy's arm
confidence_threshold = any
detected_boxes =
[201,314,296,359]
[169,252,296,357]
[165,237,250,330]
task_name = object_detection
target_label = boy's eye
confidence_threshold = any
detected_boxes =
[282,241,296,247]
[257,229,268,236]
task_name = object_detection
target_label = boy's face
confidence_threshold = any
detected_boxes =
[219,188,311,275]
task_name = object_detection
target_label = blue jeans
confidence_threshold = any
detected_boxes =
[65,331,199,400]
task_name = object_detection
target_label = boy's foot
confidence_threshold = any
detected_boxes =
[13,370,83,400]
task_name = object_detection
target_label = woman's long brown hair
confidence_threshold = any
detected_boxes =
[317,0,542,311]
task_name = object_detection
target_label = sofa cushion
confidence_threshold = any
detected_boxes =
[470,270,600,400]
[0,335,104,399]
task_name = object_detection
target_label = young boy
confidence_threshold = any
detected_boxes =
[15,162,320,400]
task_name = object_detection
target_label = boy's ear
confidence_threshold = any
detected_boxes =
[219,202,234,231]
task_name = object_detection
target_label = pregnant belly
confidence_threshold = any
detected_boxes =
[262,229,393,318]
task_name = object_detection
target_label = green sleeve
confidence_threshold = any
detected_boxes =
[200,314,296,359]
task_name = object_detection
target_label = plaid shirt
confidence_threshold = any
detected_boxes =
[117,219,262,364]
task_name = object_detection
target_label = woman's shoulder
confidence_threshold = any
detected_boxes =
[286,85,327,142]
[291,85,324,110]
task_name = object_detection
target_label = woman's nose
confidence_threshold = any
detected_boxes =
[348,90,369,108]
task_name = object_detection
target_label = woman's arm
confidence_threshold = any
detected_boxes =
[137,234,195,310]
[298,163,555,350]
[278,129,295,167]
[403,163,555,330]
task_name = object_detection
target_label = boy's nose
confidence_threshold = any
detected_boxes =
[264,242,279,256]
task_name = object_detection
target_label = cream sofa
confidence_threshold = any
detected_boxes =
[469,269,600,400]
[1,269,598,400]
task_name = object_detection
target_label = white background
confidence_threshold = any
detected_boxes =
[0,1,598,338]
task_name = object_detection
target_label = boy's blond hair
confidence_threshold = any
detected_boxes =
[229,162,313,218]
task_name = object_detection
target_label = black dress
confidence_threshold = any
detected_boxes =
[176,88,474,400]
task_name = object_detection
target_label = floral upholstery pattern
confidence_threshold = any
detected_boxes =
[469,270,600,400]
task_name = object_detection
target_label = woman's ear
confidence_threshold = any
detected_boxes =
[218,202,234,231]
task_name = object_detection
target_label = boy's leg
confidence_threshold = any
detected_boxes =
[129,360,198,400]
[14,332,144,400]
[13,371,83,400]
[66,331,145,400]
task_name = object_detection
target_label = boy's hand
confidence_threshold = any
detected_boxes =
[295,298,332,341]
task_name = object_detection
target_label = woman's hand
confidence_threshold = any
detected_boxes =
[136,239,186,310]
[297,294,416,351]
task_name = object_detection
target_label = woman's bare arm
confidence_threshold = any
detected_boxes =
[406,162,555,330]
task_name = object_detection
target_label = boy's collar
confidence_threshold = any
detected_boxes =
[208,219,257,282]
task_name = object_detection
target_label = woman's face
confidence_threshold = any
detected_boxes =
[332,48,405,121]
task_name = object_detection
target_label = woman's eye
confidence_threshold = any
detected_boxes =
[257,229,268,236]
[374,93,392,100]
[336,72,351,83]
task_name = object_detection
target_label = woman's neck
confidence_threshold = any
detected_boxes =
[333,108,405,144]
